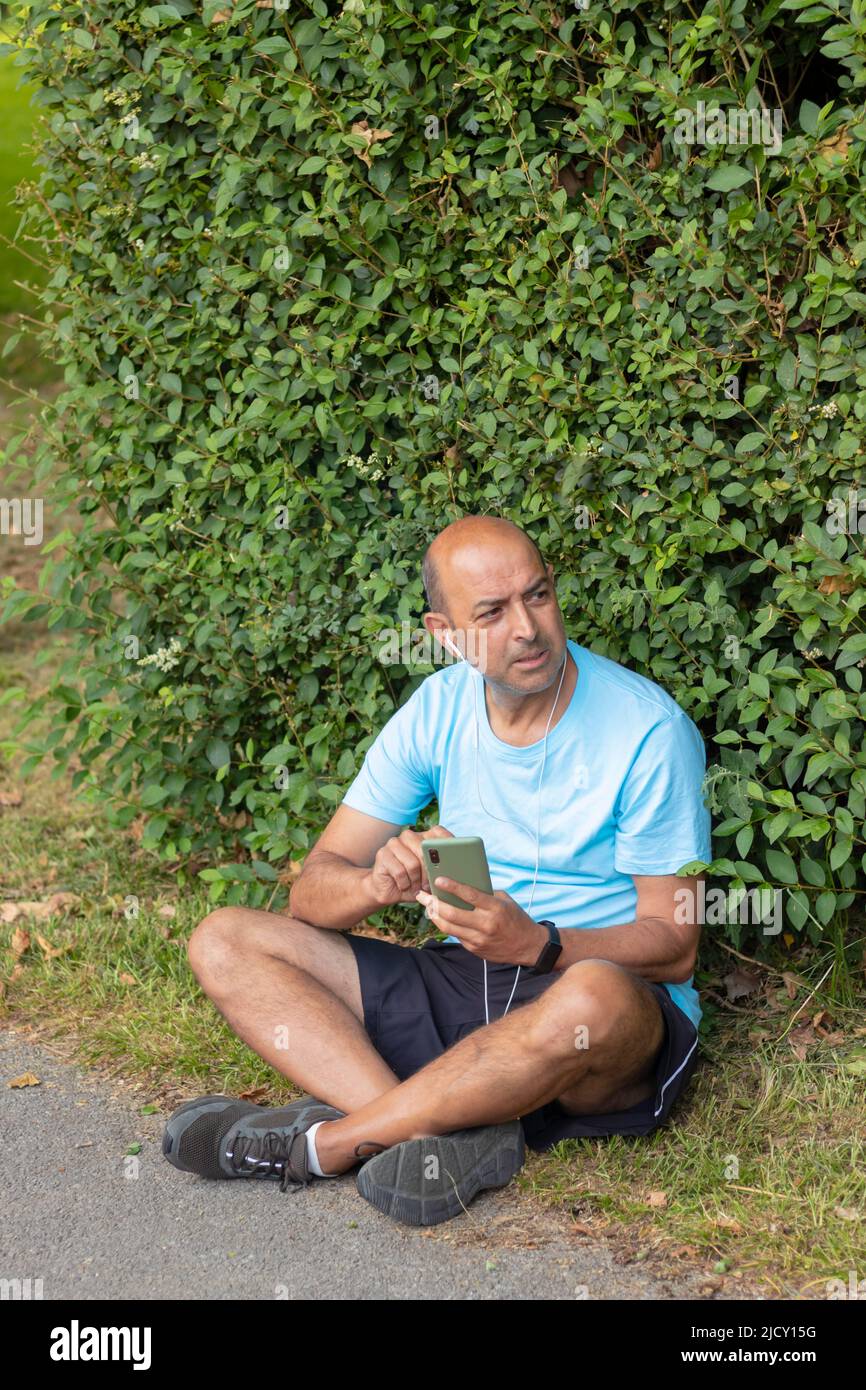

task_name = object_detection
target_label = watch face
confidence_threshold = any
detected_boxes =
[536,942,562,973]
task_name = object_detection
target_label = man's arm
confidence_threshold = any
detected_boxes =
[288,803,452,931]
[417,871,703,980]
[538,873,704,981]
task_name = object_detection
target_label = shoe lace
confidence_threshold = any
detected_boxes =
[227,1129,307,1193]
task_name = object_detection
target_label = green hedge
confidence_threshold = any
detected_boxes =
[2,0,866,954]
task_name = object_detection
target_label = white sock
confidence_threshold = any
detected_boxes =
[305,1120,340,1177]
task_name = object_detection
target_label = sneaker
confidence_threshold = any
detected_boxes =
[355,1119,526,1226]
[162,1093,347,1193]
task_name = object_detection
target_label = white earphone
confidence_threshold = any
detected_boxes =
[439,629,463,660]
[437,629,568,1025]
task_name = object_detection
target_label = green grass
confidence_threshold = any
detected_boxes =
[0,19,55,389]
[519,1036,866,1297]
[0,20,46,310]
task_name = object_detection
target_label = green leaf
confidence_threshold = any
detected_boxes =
[206,740,232,770]
[736,432,767,455]
[707,165,753,192]
[765,848,798,884]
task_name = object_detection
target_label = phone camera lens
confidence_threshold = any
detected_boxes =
[430,849,440,864]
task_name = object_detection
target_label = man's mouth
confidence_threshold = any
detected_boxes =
[513,649,548,667]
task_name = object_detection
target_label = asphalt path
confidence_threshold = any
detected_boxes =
[1,1028,754,1301]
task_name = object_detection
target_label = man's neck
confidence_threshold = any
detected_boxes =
[483,650,577,747]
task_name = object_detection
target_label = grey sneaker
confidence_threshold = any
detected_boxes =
[162,1093,346,1193]
[355,1119,526,1226]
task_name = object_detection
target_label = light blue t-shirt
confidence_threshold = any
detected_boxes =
[341,639,712,1030]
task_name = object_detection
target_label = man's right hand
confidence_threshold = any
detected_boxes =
[366,825,454,907]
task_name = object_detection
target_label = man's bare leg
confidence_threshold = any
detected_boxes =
[188,908,402,1110]
[189,910,663,1177]
[312,957,664,1174]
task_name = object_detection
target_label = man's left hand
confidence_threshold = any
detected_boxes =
[415,878,547,967]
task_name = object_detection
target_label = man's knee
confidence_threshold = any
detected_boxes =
[526,958,658,1060]
[188,907,245,985]
[188,907,306,985]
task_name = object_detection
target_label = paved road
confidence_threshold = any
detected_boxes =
[1,1028,754,1300]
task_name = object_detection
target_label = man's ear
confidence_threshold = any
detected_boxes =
[423,615,456,656]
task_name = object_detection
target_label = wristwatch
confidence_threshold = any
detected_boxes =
[531,919,562,974]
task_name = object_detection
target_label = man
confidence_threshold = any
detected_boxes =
[163,514,712,1227]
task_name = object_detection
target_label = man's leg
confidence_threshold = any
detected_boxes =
[188,912,663,1176]
[187,907,401,1111]
[314,957,665,1175]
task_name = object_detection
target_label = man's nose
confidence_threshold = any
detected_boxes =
[510,604,539,643]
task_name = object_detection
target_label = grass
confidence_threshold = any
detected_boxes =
[0,20,57,391]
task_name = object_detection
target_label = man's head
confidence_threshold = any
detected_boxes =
[421,514,567,695]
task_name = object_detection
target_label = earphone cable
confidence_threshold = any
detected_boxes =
[472,649,568,1025]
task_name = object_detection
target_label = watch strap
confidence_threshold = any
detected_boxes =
[532,919,562,974]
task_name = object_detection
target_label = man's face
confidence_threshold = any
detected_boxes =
[428,547,567,695]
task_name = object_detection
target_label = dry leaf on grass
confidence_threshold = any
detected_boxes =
[0,893,79,925]
[10,927,30,958]
[723,966,763,1002]
[788,1020,819,1060]
[238,1085,271,1102]
[34,933,73,960]
[0,963,25,1000]
[8,1072,41,1088]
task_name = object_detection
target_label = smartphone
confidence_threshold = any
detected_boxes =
[420,837,493,911]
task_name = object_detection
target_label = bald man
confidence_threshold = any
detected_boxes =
[164,515,712,1228]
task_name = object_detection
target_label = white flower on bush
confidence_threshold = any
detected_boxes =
[344,449,390,481]
[137,638,183,672]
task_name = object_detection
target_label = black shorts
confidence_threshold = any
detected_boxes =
[343,933,700,1153]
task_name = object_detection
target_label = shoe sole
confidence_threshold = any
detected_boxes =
[355,1121,525,1226]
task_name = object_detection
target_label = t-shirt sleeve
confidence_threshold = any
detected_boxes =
[613,712,712,875]
[341,687,435,826]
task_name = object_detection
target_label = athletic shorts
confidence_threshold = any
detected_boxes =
[342,933,700,1153]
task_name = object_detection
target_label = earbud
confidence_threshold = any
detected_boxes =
[439,629,463,660]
